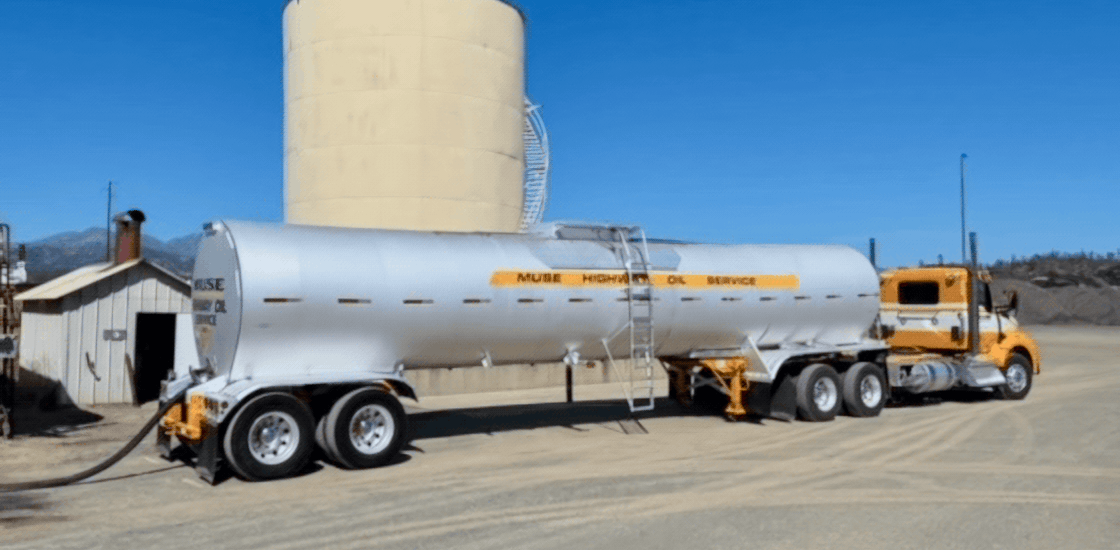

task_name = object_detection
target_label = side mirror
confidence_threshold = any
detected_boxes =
[997,290,1019,316]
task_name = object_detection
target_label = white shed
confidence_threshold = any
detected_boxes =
[16,258,191,405]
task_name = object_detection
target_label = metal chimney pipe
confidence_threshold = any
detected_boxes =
[0,224,9,267]
[968,231,980,355]
[869,238,877,269]
[113,210,146,264]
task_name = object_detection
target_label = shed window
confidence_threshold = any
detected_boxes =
[898,282,939,305]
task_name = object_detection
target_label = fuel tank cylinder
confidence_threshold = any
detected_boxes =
[191,221,881,383]
[282,0,527,232]
[901,361,960,393]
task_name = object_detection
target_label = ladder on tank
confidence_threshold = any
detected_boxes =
[602,226,657,413]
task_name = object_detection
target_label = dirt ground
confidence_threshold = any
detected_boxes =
[2,325,1118,549]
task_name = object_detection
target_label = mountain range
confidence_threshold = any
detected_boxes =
[16,228,201,284]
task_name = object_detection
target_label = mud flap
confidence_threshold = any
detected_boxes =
[769,374,797,421]
[742,374,797,421]
[193,435,223,485]
[156,428,174,461]
[744,383,772,416]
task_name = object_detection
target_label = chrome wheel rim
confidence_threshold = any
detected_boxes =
[1006,364,1028,393]
[349,404,394,455]
[248,411,299,465]
[859,374,883,408]
[813,377,838,411]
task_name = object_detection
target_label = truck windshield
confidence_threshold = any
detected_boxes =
[898,281,939,305]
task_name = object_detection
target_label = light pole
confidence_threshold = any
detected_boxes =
[960,154,967,263]
[106,180,113,263]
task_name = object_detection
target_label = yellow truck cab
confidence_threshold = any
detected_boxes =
[877,266,1040,399]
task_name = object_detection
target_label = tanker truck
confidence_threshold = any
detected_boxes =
[874,264,1040,401]
[158,221,1038,483]
[668,262,1041,418]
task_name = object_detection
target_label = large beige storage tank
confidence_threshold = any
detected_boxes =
[283,0,526,232]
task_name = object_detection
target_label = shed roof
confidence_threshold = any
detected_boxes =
[15,259,190,302]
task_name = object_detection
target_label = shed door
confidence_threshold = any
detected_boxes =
[134,313,176,404]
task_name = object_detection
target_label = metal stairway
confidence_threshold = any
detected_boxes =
[519,98,550,231]
[602,226,656,413]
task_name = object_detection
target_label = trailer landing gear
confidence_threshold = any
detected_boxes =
[667,358,751,420]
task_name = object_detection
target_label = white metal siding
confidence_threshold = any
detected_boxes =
[18,263,190,405]
[19,311,63,380]
[64,294,82,403]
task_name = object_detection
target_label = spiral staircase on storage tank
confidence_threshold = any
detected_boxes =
[519,98,551,231]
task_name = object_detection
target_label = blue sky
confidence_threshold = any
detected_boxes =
[1,0,1117,267]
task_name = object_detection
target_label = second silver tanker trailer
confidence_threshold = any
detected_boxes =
[158,220,1025,482]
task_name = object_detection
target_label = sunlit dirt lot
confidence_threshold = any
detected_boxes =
[2,326,1118,549]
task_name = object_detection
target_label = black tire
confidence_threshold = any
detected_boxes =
[998,353,1033,400]
[324,388,407,470]
[841,362,886,417]
[315,414,341,464]
[795,363,843,422]
[223,392,315,481]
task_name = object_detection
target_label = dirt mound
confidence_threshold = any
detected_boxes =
[991,253,1120,288]
[988,253,1120,325]
[992,279,1120,325]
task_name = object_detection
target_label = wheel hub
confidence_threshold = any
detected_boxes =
[1006,365,1028,393]
[261,427,278,445]
[248,412,299,465]
[859,375,883,408]
[350,404,394,455]
[813,378,838,411]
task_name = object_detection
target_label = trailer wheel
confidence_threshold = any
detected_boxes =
[998,353,1033,400]
[795,364,842,422]
[325,387,407,470]
[223,392,315,481]
[841,362,886,417]
[315,414,341,464]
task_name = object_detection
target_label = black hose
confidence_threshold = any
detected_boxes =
[0,388,188,493]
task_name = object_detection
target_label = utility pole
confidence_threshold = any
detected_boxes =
[960,154,968,263]
[106,180,113,263]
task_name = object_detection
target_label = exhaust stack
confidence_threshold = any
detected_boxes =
[113,210,146,264]
[968,231,980,355]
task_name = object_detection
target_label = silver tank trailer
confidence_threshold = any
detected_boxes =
[187,220,882,388]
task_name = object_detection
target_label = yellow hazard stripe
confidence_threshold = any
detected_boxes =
[490,270,799,290]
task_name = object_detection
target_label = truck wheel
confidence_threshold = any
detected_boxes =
[223,392,315,481]
[796,364,842,422]
[324,387,407,470]
[998,353,1033,400]
[315,414,341,464]
[842,362,886,417]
